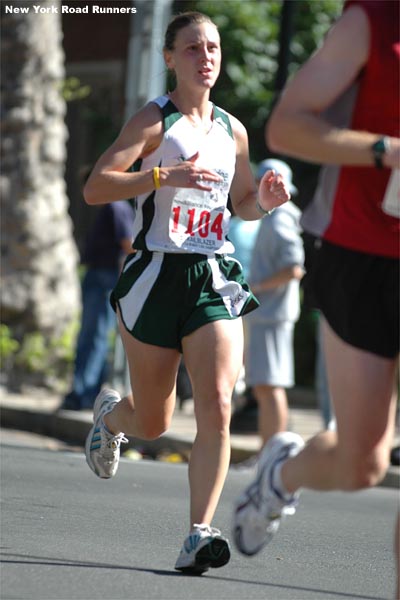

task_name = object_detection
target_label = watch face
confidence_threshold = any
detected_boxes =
[372,137,388,168]
[373,138,387,155]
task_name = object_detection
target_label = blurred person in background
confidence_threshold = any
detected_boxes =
[228,198,261,431]
[243,159,304,448]
[60,200,134,411]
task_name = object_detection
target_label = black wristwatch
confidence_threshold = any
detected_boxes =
[371,136,389,169]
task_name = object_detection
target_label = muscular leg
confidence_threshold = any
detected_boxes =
[253,384,289,446]
[104,313,181,439]
[183,318,244,528]
[281,317,397,493]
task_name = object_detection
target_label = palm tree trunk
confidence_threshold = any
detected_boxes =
[1,0,80,383]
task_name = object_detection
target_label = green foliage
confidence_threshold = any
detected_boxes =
[0,324,20,363]
[291,0,343,66]
[2,319,79,386]
[15,332,48,373]
[61,77,91,102]
[49,320,80,366]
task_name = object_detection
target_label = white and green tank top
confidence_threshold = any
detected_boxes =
[132,95,236,255]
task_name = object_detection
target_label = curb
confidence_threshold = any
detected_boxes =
[0,404,248,464]
[0,404,192,457]
[1,404,398,489]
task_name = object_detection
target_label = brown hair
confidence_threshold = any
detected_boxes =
[163,11,217,51]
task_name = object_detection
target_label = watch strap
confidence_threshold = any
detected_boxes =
[371,137,389,169]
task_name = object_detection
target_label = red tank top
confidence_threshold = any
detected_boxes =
[322,0,400,258]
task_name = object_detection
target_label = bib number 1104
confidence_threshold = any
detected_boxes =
[171,206,223,240]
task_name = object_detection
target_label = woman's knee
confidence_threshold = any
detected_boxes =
[338,449,390,490]
[195,389,232,431]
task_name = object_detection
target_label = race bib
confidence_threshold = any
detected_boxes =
[382,170,400,218]
[169,170,230,252]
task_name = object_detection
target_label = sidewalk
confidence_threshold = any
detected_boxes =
[0,385,398,488]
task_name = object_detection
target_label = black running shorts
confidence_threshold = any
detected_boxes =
[312,240,399,358]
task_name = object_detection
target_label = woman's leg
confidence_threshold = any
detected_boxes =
[282,317,397,493]
[104,313,182,439]
[182,318,244,528]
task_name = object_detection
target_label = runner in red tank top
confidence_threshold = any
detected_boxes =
[234,3,400,597]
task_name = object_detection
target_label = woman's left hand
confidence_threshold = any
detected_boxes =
[258,169,291,212]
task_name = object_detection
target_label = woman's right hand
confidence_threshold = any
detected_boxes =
[159,152,222,190]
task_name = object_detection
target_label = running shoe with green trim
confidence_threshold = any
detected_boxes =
[85,389,128,479]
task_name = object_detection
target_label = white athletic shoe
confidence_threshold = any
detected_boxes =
[233,432,304,556]
[175,524,231,575]
[85,389,128,479]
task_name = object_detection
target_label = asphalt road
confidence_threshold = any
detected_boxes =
[1,437,398,600]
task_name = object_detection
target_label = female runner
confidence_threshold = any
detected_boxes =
[84,11,290,574]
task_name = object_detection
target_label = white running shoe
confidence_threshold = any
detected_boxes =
[85,389,128,479]
[233,431,304,556]
[175,524,231,575]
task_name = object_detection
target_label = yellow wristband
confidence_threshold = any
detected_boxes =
[153,167,161,190]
